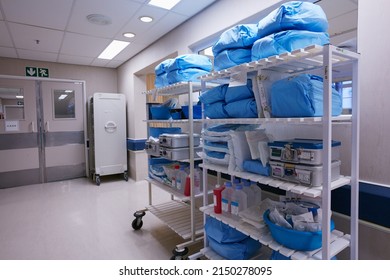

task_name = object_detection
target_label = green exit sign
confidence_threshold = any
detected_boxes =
[25,67,49,78]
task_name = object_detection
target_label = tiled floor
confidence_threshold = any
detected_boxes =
[0,176,200,260]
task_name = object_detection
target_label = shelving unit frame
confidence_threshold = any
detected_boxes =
[197,44,359,260]
[136,81,213,255]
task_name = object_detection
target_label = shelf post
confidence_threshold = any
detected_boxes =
[350,57,360,260]
[322,44,332,260]
[188,81,196,242]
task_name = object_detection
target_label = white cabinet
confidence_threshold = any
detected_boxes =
[88,92,128,186]
[196,45,359,260]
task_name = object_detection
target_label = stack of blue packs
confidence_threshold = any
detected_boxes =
[154,54,212,87]
[211,1,329,70]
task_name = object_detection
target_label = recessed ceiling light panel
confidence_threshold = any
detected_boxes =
[148,0,181,10]
[139,16,153,23]
[98,40,130,60]
[86,14,112,25]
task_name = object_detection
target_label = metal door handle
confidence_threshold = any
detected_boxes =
[104,121,117,133]
[45,121,49,132]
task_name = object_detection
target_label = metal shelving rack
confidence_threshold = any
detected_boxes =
[195,44,359,260]
[132,81,211,259]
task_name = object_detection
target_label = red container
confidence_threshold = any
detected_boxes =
[213,185,225,214]
[184,176,191,196]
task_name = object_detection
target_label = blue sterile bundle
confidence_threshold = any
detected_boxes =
[199,84,228,105]
[243,160,271,176]
[205,217,261,260]
[167,54,212,72]
[154,58,174,87]
[225,79,254,103]
[225,98,258,118]
[212,24,259,56]
[251,30,329,61]
[166,68,210,84]
[213,48,252,71]
[257,1,328,39]
[270,74,342,117]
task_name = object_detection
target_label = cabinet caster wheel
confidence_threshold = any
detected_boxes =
[95,175,101,186]
[170,255,186,260]
[132,218,143,230]
[124,171,128,182]
[172,247,189,258]
[132,211,145,230]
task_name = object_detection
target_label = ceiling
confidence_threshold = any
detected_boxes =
[0,0,216,68]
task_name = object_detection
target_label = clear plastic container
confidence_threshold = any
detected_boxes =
[242,180,255,208]
[231,184,247,216]
[221,181,234,213]
[175,165,187,192]
[245,180,262,205]
[193,167,201,195]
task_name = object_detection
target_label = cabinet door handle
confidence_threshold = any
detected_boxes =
[45,121,49,132]
[31,122,35,132]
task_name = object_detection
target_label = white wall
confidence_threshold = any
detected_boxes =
[0,57,118,100]
[358,0,390,186]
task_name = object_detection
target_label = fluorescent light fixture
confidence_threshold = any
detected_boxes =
[148,0,181,10]
[58,94,68,100]
[139,16,153,23]
[15,95,24,99]
[64,90,73,93]
[123,32,135,38]
[98,40,130,60]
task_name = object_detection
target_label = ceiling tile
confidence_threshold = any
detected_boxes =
[111,41,147,61]
[318,0,358,20]
[328,10,358,37]
[118,4,169,38]
[0,21,13,47]
[105,60,125,68]
[8,22,64,53]
[17,49,58,62]
[172,0,215,16]
[61,32,111,57]
[58,54,95,66]
[66,0,143,38]
[136,12,187,45]
[1,0,73,30]
[0,46,17,58]
[90,58,110,67]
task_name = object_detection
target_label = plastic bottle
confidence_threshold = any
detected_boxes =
[213,184,225,214]
[175,165,187,192]
[171,165,178,189]
[221,181,234,213]
[242,180,255,208]
[233,178,240,189]
[193,167,201,195]
[230,184,247,216]
[249,181,262,205]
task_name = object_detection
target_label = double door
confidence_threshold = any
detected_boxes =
[0,77,86,188]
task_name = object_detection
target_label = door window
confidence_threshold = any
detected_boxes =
[0,87,24,120]
[52,89,75,119]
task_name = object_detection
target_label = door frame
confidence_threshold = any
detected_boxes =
[0,74,89,179]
